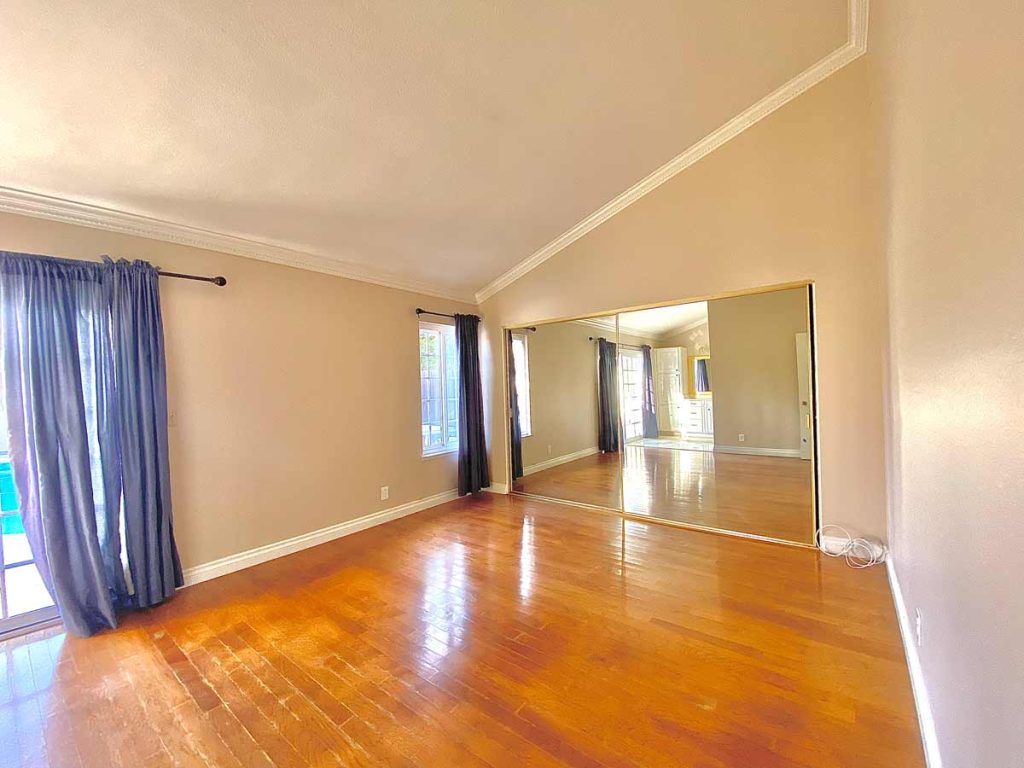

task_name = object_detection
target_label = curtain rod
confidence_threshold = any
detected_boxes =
[157,270,227,286]
[588,336,644,350]
[415,307,454,319]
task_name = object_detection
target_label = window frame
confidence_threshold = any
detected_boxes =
[418,320,460,457]
[509,331,533,438]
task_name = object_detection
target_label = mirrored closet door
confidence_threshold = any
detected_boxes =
[506,284,816,546]
[506,317,622,512]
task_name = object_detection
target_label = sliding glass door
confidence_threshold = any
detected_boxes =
[0,421,57,636]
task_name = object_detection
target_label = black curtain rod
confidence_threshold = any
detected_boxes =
[416,307,455,319]
[157,270,227,286]
[588,336,643,350]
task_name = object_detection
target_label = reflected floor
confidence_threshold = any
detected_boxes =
[515,446,814,543]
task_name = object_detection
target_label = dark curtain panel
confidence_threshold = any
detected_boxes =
[106,259,183,607]
[695,358,711,393]
[455,314,490,495]
[597,338,620,453]
[0,253,121,635]
[506,331,523,481]
[0,251,182,636]
[641,345,659,439]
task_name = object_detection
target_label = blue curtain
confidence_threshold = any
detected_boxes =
[455,314,490,495]
[695,358,711,393]
[0,252,181,636]
[597,338,620,452]
[107,259,182,608]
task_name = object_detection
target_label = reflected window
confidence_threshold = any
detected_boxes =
[510,331,532,436]
[619,349,644,441]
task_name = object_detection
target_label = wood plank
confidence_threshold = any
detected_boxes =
[0,494,921,767]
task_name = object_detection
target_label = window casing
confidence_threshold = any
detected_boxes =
[419,322,460,455]
[510,331,533,437]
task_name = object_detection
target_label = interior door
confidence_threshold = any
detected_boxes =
[795,332,813,460]
[653,347,684,434]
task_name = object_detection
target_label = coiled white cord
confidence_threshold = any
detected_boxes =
[816,524,887,568]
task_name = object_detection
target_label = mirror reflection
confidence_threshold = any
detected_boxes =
[508,285,815,545]
[508,318,622,510]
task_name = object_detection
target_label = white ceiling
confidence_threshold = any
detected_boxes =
[619,301,708,336]
[0,1,849,300]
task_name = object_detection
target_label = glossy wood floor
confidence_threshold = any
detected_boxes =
[0,494,922,767]
[514,446,814,543]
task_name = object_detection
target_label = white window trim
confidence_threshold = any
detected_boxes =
[419,321,460,458]
[510,330,533,438]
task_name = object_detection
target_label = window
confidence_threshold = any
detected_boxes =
[510,331,532,437]
[619,349,644,442]
[419,322,460,455]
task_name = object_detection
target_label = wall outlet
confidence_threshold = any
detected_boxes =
[547,444,552,455]
[914,609,923,648]
[738,433,746,442]
[380,486,389,501]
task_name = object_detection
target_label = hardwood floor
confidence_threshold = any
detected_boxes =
[0,494,922,767]
[514,446,814,544]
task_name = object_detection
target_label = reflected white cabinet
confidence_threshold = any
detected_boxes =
[685,398,714,440]
[653,346,686,434]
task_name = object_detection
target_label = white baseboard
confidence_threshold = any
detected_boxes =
[181,489,459,587]
[715,445,802,459]
[523,446,599,476]
[886,559,943,767]
[485,482,509,494]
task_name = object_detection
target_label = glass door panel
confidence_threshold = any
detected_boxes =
[0,447,58,636]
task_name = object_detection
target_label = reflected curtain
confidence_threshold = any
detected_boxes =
[695,358,710,393]
[455,314,490,495]
[641,345,659,439]
[597,338,620,453]
[506,331,523,481]
[0,252,182,636]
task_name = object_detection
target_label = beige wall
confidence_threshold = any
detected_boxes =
[707,288,808,451]
[519,321,599,468]
[482,58,887,539]
[871,1,1024,765]
[0,212,476,570]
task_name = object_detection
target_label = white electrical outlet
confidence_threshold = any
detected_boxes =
[738,433,746,442]
[547,444,552,455]
[914,609,923,648]
[380,486,389,501]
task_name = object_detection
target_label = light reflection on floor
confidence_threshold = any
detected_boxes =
[418,541,469,670]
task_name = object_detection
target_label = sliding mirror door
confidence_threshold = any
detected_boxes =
[617,286,815,544]
[508,319,622,511]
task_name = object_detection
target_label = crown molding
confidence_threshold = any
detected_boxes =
[0,186,475,303]
[574,317,617,332]
[474,0,868,304]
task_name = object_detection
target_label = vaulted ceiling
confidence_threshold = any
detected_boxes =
[1,1,853,300]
